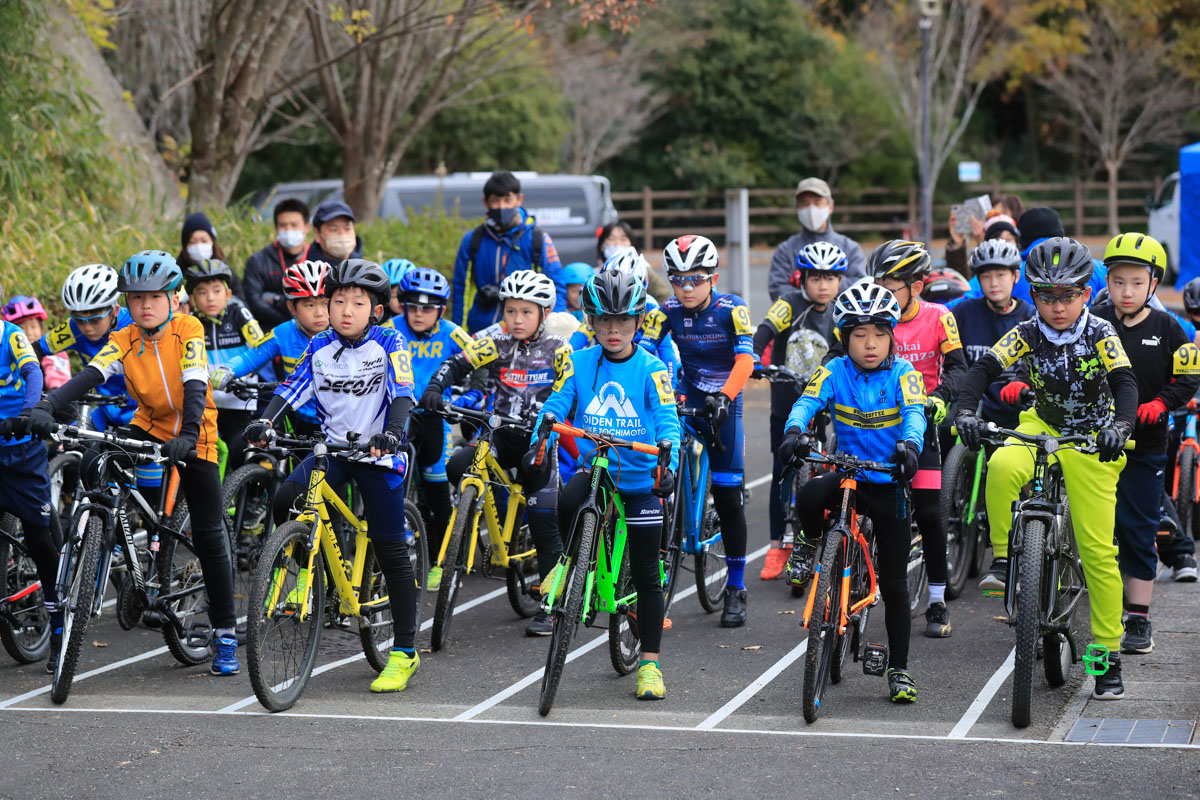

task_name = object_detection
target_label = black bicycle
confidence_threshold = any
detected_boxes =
[0,512,62,663]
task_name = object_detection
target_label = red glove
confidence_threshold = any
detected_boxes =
[1137,399,1168,426]
[1000,381,1030,406]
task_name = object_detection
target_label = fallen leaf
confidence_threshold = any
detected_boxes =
[777,609,796,615]
[119,761,131,766]
[717,644,731,648]
[992,616,1007,621]
[419,648,432,653]
[150,749,159,754]
[742,645,762,651]
[92,641,108,647]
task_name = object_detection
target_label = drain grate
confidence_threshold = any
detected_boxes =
[1065,718,1195,744]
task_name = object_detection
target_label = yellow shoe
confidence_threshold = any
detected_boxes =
[541,563,563,600]
[635,662,665,700]
[370,650,420,693]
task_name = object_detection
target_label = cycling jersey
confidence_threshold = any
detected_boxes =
[570,296,680,384]
[753,291,835,381]
[221,319,321,426]
[0,322,42,445]
[952,297,1034,425]
[195,298,268,411]
[429,331,571,420]
[785,355,927,485]
[535,345,681,493]
[390,316,473,395]
[639,292,755,395]
[36,307,135,399]
[894,299,964,400]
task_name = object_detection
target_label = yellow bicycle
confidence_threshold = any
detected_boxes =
[430,405,541,651]
[245,434,426,712]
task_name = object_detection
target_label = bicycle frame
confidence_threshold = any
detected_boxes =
[674,414,721,556]
[437,436,532,573]
[1172,405,1200,504]
[800,473,879,636]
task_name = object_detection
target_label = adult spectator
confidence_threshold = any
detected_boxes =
[596,220,670,301]
[307,200,363,266]
[767,177,865,301]
[946,193,1025,274]
[451,170,565,332]
[243,199,313,329]
[178,212,243,298]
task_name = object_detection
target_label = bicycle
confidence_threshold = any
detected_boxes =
[939,431,989,596]
[0,512,61,663]
[47,392,134,527]
[1170,399,1200,539]
[794,445,906,723]
[429,405,543,652]
[534,414,672,716]
[47,425,210,704]
[245,433,426,712]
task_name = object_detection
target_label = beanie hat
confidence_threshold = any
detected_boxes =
[983,214,1019,242]
[181,212,217,248]
[1017,207,1064,250]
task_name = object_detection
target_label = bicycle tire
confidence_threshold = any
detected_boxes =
[659,503,684,621]
[158,505,212,666]
[906,521,928,617]
[246,520,326,712]
[48,452,81,528]
[1012,519,1046,728]
[539,508,596,716]
[831,518,871,685]
[0,516,51,664]
[405,505,427,635]
[51,512,104,705]
[505,523,541,618]
[938,443,974,599]
[608,534,641,676]
[802,526,843,723]
[695,507,727,613]
[220,463,278,619]
[1175,447,1195,542]
[431,485,476,651]
[1044,506,1082,688]
[358,540,396,672]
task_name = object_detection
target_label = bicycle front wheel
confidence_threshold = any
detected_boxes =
[246,520,326,712]
[802,527,844,723]
[1044,508,1083,688]
[1012,519,1046,728]
[432,485,477,651]
[48,452,81,528]
[0,515,51,664]
[1176,447,1195,541]
[539,509,596,716]
[51,511,104,705]
[939,444,975,599]
[695,506,727,613]
[906,521,928,617]
[659,505,684,621]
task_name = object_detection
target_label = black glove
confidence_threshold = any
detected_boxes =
[161,436,196,464]
[521,445,553,493]
[778,431,810,466]
[27,401,56,438]
[705,393,731,430]
[956,413,983,452]
[1096,421,1132,463]
[419,387,445,413]
[652,467,675,499]
[368,432,400,455]
[0,415,29,440]
[244,419,275,446]
[476,283,501,309]
[890,440,920,482]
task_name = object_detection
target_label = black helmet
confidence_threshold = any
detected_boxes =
[867,240,932,283]
[582,269,648,317]
[969,240,1021,275]
[1183,278,1200,315]
[183,258,234,291]
[1024,237,1094,289]
[326,258,390,307]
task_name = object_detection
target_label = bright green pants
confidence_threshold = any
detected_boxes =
[984,409,1125,649]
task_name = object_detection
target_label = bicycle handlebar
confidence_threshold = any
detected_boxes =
[758,364,807,388]
[675,401,727,454]
[541,418,663,456]
[225,379,279,401]
[271,432,374,455]
[77,392,130,407]
[51,424,188,464]
[951,422,1136,453]
[437,404,529,430]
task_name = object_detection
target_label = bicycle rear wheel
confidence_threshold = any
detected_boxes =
[51,511,104,705]
[539,509,596,716]
[802,527,844,723]
[695,506,727,613]
[431,485,476,651]
[221,462,278,621]
[246,520,326,712]
[608,539,641,676]
[906,522,928,617]
[1044,509,1083,687]
[939,444,974,599]
[1176,447,1195,540]
[505,523,540,618]
[48,452,81,528]
[158,506,212,666]
[0,515,52,664]
[1012,519,1046,728]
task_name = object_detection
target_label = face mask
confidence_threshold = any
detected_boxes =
[487,207,520,230]
[187,242,213,262]
[602,244,633,262]
[323,233,356,260]
[277,229,305,249]
[797,204,831,232]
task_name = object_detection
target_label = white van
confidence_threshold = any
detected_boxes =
[1147,172,1180,282]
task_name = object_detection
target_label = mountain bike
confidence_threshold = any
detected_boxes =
[535,415,672,716]
[939,432,989,595]
[47,392,133,528]
[1171,399,1200,539]
[0,512,61,663]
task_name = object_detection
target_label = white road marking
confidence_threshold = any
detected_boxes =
[0,645,170,709]
[947,647,1015,739]
[694,637,807,730]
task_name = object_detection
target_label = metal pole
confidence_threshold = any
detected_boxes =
[920,15,933,246]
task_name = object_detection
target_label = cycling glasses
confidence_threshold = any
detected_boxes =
[71,309,114,324]
[1031,288,1088,306]
[668,275,712,289]
[404,303,444,313]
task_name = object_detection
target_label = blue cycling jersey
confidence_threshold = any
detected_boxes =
[222,319,322,425]
[535,345,681,494]
[389,316,473,395]
[0,322,42,445]
[785,355,927,484]
[570,296,680,385]
[38,307,134,398]
[638,292,754,395]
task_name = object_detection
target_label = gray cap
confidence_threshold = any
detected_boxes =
[795,177,832,199]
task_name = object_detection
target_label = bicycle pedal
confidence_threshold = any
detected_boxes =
[1082,643,1111,676]
[862,643,888,676]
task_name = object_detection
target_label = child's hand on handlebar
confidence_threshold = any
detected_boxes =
[459,389,486,411]
[244,419,275,447]
[705,393,731,429]
[1096,421,1132,462]
[419,387,445,413]
[778,430,810,466]
[890,440,920,482]
[956,412,983,451]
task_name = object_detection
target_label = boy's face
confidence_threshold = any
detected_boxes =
[15,317,43,341]
[127,291,176,330]
[330,286,380,338]
[389,285,403,315]
[845,324,891,370]
[978,268,1017,305]
[879,276,922,312]
[803,272,840,306]
[404,300,443,333]
[192,279,230,317]
[1106,264,1156,317]
[1032,285,1091,330]
[484,192,522,211]
[289,296,330,336]
[71,305,118,343]
[504,298,544,340]
[589,313,641,356]
[669,269,714,310]
[566,283,584,311]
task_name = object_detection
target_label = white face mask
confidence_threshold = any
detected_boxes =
[187,242,213,262]
[277,229,305,249]
[602,243,632,262]
[797,204,831,232]
[323,233,356,260]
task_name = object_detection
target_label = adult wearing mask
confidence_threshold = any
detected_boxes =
[307,200,363,266]
[596,220,669,301]
[767,177,866,301]
[451,170,565,333]
[243,198,313,329]
[178,212,243,298]
[945,193,1025,274]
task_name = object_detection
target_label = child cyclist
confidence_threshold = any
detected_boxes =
[1091,233,1200,654]
[956,237,1137,700]
[381,258,416,323]
[2,297,71,389]
[528,269,681,699]
[420,270,571,637]
[638,235,755,628]
[245,259,420,693]
[563,262,594,322]
[751,241,845,580]
[777,280,926,703]
[33,264,137,430]
[20,251,240,675]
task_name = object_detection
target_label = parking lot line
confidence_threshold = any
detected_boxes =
[946,647,1014,739]
[694,637,807,730]
[0,645,170,709]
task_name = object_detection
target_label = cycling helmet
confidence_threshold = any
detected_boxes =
[1,296,47,323]
[118,250,183,293]
[563,262,595,286]
[582,269,647,317]
[1024,237,1094,289]
[499,270,556,311]
[1103,233,1168,283]
[399,267,451,305]
[183,258,234,291]
[282,259,329,299]
[833,279,902,332]
[601,248,651,289]
[796,241,848,272]
[1093,287,1111,306]
[62,264,120,312]
[921,269,971,304]
[325,258,390,307]
[1184,277,1200,315]
[969,239,1022,275]
[381,258,416,286]
[663,235,719,274]
[867,240,932,283]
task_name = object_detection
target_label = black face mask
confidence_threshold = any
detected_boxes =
[487,206,520,230]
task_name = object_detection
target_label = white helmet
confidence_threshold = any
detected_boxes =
[601,248,650,289]
[663,235,719,274]
[832,279,901,332]
[62,264,120,313]
[499,269,556,310]
[797,241,849,272]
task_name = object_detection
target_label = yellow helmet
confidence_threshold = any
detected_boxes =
[1103,233,1167,281]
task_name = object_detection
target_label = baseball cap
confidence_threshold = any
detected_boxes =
[311,199,357,229]
[795,177,832,199]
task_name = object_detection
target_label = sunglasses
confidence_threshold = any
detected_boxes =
[1031,288,1087,306]
[668,275,712,289]
[405,303,443,313]
[71,309,113,324]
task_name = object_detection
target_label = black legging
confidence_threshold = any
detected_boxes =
[407,411,452,556]
[914,424,947,587]
[798,473,911,670]
[217,409,252,473]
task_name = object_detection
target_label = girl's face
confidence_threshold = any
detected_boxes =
[603,227,632,250]
[330,286,379,338]
[16,317,43,341]
[978,268,1017,306]
[71,306,118,342]
[845,324,891,370]
[191,279,230,317]
[504,298,544,340]
[589,314,641,356]
[127,291,175,332]
[289,296,330,336]
[187,229,214,247]
[669,269,715,310]
[803,272,841,307]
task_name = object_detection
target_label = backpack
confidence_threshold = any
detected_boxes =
[468,224,545,278]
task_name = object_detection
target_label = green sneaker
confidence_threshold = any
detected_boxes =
[370,650,420,693]
[636,662,665,700]
[427,565,442,591]
[284,568,309,609]
[887,668,917,703]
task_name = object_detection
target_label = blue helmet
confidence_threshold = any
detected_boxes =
[381,258,416,286]
[563,262,594,287]
[796,241,848,272]
[118,250,183,293]
[399,267,450,305]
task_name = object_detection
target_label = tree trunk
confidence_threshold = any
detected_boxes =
[1105,158,1120,235]
[341,138,389,224]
